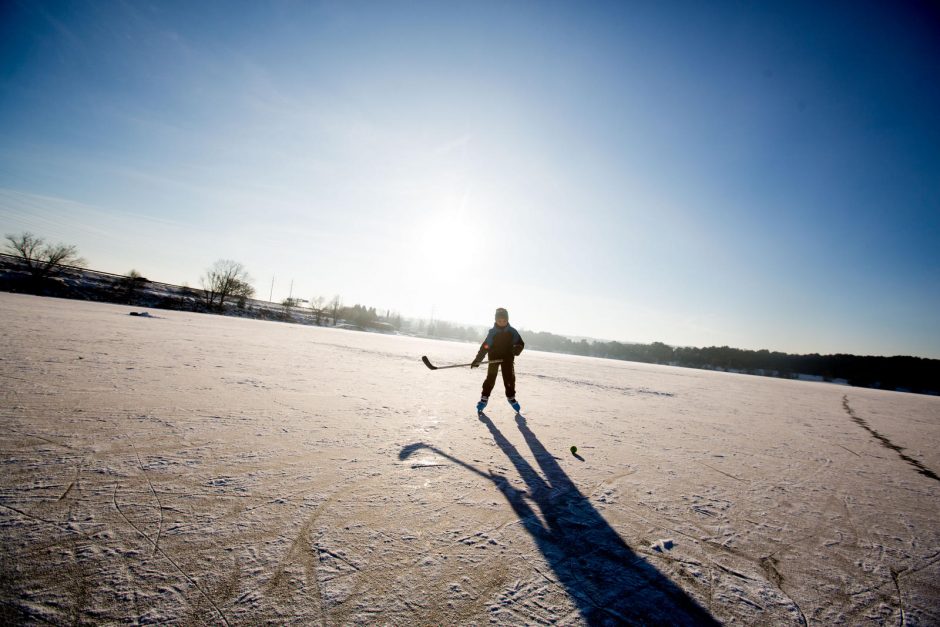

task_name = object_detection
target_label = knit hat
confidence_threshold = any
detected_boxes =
[495,307,509,320]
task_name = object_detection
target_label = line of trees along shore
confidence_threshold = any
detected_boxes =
[521,334,938,394]
[2,232,937,395]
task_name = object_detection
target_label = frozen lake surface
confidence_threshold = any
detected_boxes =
[1,292,938,624]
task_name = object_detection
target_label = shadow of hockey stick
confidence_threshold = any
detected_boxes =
[400,414,718,625]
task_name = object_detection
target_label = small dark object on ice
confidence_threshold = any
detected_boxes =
[651,539,675,552]
[129,311,153,317]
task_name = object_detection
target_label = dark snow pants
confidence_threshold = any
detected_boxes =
[482,360,515,398]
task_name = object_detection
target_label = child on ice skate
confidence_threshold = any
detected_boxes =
[472,307,525,413]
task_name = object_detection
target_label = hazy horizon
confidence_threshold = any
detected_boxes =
[2,1,939,358]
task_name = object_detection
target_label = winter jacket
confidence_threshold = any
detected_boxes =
[474,324,524,363]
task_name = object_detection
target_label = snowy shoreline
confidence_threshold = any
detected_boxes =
[3,254,936,396]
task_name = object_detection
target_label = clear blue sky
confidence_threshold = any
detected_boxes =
[2,0,938,357]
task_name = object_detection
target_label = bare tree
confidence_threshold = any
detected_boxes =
[4,232,86,282]
[200,260,255,311]
[309,295,326,325]
[329,294,342,326]
[281,297,303,319]
[117,268,148,304]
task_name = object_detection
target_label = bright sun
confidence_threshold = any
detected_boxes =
[413,213,480,280]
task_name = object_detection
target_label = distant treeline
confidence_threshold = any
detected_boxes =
[517,332,939,394]
[418,324,938,394]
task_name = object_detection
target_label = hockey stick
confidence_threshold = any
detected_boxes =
[421,356,503,371]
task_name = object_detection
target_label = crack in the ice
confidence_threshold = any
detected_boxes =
[842,396,940,482]
[890,568,905,627]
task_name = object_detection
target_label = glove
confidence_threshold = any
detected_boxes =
[513,344,523,356]
[471,360,481,369]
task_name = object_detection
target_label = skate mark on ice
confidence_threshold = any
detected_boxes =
[523,373,676,397]
[400,416,718,626]
[57,463,83,502]
[842,395,939,482]
[0,501,95,540]
[758,556,783,588]
[265,506,326,613]
[8,428,74,450]
[57,481,76,502]
[111,485,232,626]
[834,443,861,457]
[133,447,164,558]
[694,461,744,483]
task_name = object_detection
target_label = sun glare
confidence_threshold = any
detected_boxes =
[399,210,489,321]
[413,213,480,280]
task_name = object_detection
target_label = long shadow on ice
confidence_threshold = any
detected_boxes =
[400,414,718,626]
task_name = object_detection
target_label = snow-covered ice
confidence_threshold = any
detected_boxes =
[1,292,938,625]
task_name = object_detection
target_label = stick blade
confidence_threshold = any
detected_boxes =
[421,356,438,370]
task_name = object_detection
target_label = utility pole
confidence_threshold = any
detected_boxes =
[288,279,293,302]
[269,275,275,302]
